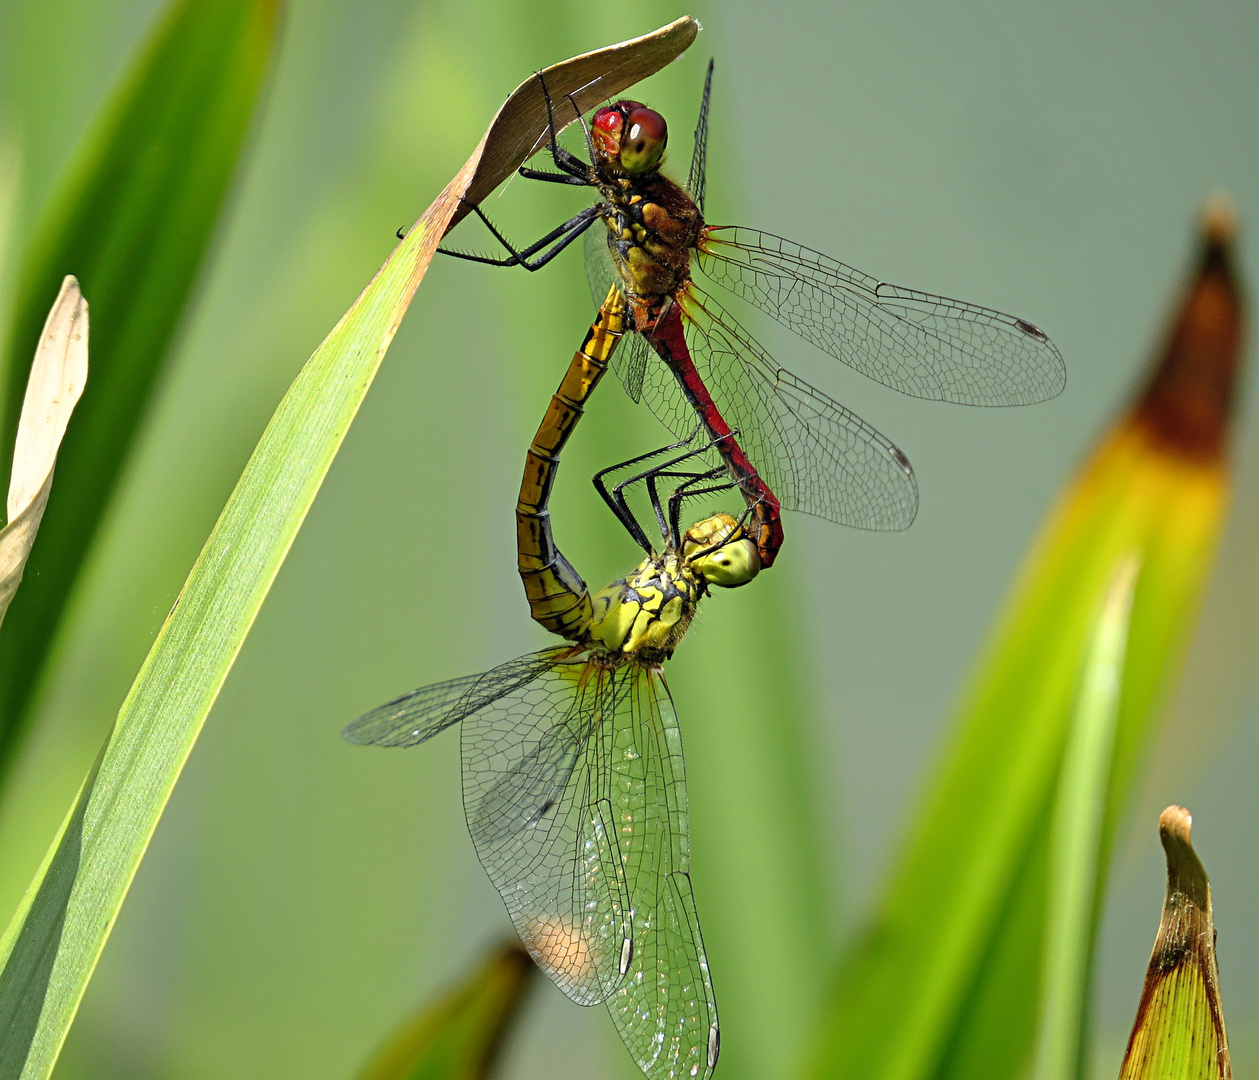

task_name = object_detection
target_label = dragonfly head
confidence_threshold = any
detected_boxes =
[683,514,761,589]
[591,102,667,176]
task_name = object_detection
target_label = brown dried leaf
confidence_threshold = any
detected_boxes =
[0,276,88,627]
[1132,197,1246,461]
[417,16,699,245]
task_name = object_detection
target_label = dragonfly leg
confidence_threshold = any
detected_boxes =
[438,201,598,270]
[600,437,734,549]
[565,89,598,163]
[517,166,591,186]
[593,440,694,553]
[516,92,595,185]
[532,71,592,179]
[593,436,716,552]
[647,466,728,550]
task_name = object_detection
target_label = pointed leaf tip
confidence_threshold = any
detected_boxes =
[1157,806,1210,913]
[357,944,536,1080]
[1133,198,1246,461]
[0,277,88,629]
[1119,806,1229,1080]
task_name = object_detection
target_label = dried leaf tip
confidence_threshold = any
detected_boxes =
[1119,806,1229,1080]
[0,275,89,629]
[1158,805,1210,909]
[1133,196,1246,462]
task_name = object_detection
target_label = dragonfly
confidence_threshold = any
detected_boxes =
[346,436,759,1080]
[441,60,1067,566]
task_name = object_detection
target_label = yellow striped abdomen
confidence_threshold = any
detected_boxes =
[517,285,627,639]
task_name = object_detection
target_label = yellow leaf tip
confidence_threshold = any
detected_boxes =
[1200,193,1238,248]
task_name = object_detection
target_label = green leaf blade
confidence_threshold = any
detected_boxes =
[1031,555,1139,1080]
[0,0,283,769]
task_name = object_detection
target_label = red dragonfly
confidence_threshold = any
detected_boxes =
[441,61,1065,566]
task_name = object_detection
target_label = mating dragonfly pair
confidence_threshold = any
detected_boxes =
[346,61,1064,1080]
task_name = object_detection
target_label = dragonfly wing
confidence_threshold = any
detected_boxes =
[686,59,714,215]
[603,666,719,1080]
[584,222,618,309]
[616,334,652,404]
[638,285,918,529]
[584,224,650,402]
[696,225,1066,406]
[462,657,634,1007]
[342,648,569,748]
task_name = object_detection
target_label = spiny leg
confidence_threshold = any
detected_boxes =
[666,469,762,558]
[438,200,598,270]
[592,434,702,551]
[527,70,592,179]
[601,435,737,549]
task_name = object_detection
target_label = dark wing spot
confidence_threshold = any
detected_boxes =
[1015,318,1049,341]
[526,799,556,828]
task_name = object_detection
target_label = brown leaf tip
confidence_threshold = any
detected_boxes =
[1159,804,1211,909]
[1158,804,1192,846]
[1133,198,1246,461]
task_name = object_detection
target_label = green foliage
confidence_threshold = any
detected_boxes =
[0,201,445,1080]
[356,945,535,1080]
[1031,557,1138,1080]
[800,220,1242,1080]
[0,0,282,771]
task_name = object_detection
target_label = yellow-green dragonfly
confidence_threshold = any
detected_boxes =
[348,303,759,1077]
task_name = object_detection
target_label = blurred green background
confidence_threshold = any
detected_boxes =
[0,1,1256,1078]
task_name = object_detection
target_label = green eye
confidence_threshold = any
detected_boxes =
[692,539,760,588]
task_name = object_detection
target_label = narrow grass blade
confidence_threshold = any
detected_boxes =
[0,0,283,772]
[0,21,698,1080]
[0,278,87,628]
[355,945,536,1080]
[802,201,1246,1080]
[1031,556,1139,1080]
[1118,807,1229,1080]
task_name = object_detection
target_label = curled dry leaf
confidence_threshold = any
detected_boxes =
[1118,806,1229,1080]
[0,275,88,626]
[386,15,700,318]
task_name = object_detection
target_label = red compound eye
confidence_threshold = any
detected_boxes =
[592,107,623,135]
[591,107,623,161]
[620,107,667,174]
[626,107,666,145]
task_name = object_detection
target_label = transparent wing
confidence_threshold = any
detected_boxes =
[461,657,633,1007]
[696,225,1066,406]
[603,667,719,1080]
[462,661,719,1078]
[342,648,570,748]
[584,225,651,402]
[633,284,917,530]
[686,59,714,215]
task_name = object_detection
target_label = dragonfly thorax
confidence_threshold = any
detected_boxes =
[586,552,702,661]
[595,171,701,331]
[585,514,758,659]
